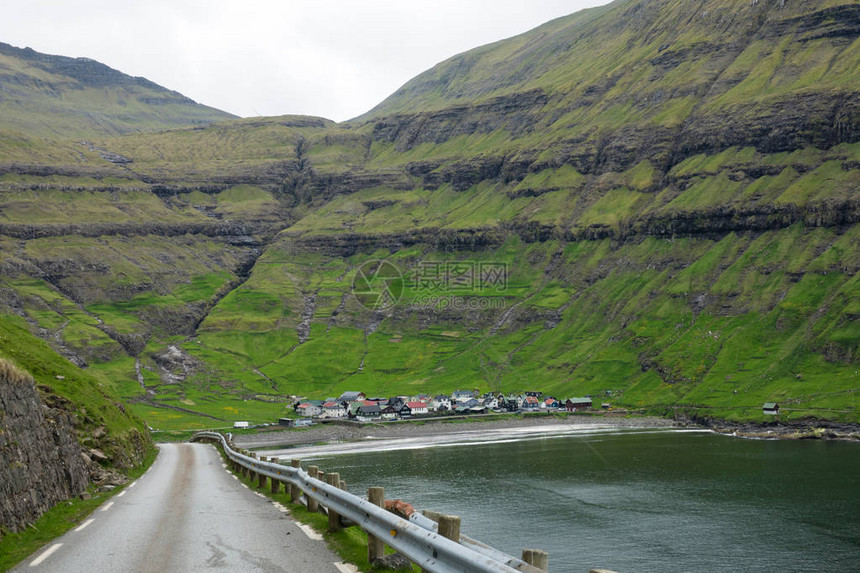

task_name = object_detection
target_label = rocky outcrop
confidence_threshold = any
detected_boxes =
[299,167,413,201]
[674,92,860,159]
[283,198,860,259]
[153,345,202,384]
[631,199,860,238]
[0,220,274,241]
[286,226,509,257]
[0,360,88,538]
[370,89,549,152]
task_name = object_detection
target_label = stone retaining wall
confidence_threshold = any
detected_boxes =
[0,360,88,538]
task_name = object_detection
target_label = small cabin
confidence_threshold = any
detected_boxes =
[565,398,592,412]
[763,402,779,415]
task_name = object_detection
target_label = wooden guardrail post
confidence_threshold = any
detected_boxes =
[423,515,461,573]
[438,515,461,542]
[290,459,301,502]
[523,549,548,571]
[367,487,385,563]
[326,472,342,532]
[250,453,259,482]
[271,458,282,493]
[423,510,442,523]
[258,457,268,488]
[307,466,319,512]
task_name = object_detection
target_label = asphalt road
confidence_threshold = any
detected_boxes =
[16,443,350,573]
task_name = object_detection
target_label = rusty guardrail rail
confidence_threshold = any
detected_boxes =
[192,430,547,573]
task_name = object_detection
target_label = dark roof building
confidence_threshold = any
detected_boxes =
[358,404,382,418]
[337,391,365,403]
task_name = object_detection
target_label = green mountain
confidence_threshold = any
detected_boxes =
[0,42,235,138]
[0,0,858,429]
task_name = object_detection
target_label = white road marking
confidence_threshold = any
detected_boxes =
[272,502,289,513]
[334,563,358,573]
[241,484,249,489]
[100,502,114,512]
[117,490,127,498]
[297,523,323,541]
[30,543,62,567]
[129,481,137,488]
[74,519,95,532]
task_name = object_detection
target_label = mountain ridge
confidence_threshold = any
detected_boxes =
[0,41,236,138]
[0,0,857,429]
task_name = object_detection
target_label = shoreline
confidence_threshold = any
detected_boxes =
[232,413,860,452]
[692,418,860,441]
[233,414,682,451]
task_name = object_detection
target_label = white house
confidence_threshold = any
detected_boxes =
[321,401,346,418]
[406,401,429,415]
[296,402,323,417]
[431,395,452,411]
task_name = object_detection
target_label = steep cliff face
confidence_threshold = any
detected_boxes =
[0,359,88,538]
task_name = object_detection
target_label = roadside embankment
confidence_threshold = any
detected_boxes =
[0,359,90,539]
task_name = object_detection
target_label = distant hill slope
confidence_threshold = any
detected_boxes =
[0,0,857,427]
[363,0,859,122]
[0,42,235,138]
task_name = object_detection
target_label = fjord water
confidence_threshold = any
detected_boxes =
[308,429,859,572]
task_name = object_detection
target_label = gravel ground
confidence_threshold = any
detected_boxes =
[233,414,682,449]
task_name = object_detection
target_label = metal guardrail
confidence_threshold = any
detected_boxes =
[192,431,545,573]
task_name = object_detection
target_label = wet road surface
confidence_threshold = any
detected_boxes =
[16,443,350,573]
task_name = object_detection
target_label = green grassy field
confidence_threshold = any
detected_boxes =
[69,222,850,430]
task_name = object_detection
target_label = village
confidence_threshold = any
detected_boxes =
[276,390,613,426]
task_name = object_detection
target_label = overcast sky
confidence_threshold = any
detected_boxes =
[2,1,611,122]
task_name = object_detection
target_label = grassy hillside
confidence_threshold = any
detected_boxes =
[364,0,859,118]
[0,0,857,428]
[0,42,234,138]
[176,225,859,424]
[0,314,152,467]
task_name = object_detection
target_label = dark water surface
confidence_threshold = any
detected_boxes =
[305,429,859,572]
